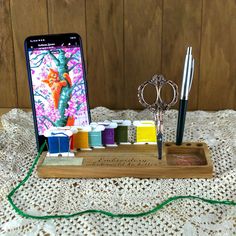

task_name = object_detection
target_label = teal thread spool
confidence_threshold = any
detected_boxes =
[89,123,105,148]
[112,120,131,144]
[89,131,102,146]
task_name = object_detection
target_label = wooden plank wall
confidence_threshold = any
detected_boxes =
[1,0,235,110]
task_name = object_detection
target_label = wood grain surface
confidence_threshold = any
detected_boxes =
[1,0,235,110]
[0,0,17,107]
[86,0,124,108]
[124,0,162,109]
[10,0,48,108]
[47,0,87,66]
[37,142,213,179]
[162,0,202,110]
[199,0,236,110]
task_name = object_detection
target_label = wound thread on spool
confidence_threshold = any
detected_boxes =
[102,129,115,145]
[100,121,118,147]
[89,123,105,148]
[73,126,92,150]
[133,120,157,144]
[46,126,76,151]
[89,131,103,148]
[44,129,74,156]
[112,120,131,144]
[49,133,69,153]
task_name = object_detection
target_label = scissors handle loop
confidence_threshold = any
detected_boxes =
[138,74,178,113]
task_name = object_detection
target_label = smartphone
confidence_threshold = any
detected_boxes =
[24,33,91,151]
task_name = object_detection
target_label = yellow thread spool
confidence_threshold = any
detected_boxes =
[73,132,89,149]
[73,126,91,150]
[133,120,157,143]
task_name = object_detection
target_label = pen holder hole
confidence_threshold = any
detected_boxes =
[165,143,171,146]
[197,143,203,147]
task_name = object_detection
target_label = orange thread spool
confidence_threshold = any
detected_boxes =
[73,131,89,149]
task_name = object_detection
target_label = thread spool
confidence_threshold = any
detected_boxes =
[73,126,92,151]
[133,120,157,144]
[100,121,118,147]
[89,123,105,149]
[112,120,131,144]
[44,129,74,156]
[55,126,78,150]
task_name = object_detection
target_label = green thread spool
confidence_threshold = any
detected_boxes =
[115,126,128,143]
[113,120,131,144]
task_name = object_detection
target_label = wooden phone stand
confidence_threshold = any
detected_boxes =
[37,142,213,179]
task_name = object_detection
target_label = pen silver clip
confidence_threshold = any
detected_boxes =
[188,58,194,93]
[180,47,190,99]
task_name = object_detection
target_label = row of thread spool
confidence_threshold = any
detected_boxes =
[44,120,157,155]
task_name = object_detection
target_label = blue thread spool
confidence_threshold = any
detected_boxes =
[89,123,105,148]
[99,121,118,147]
[44,129,73,154]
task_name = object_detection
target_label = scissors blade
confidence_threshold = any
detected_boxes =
[157,132,163,160]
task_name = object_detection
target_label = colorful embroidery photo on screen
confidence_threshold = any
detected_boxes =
[28,47,89,135]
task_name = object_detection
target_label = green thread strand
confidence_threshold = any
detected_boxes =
[7,141,236,220]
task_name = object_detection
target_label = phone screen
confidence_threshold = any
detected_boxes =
[25,34,90,149]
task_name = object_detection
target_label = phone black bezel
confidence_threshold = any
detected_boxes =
[24,33,91,151]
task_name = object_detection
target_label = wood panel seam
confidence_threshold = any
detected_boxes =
[46,0,50,33]
[123,0,125,108]
[161,0,164,75]
[84,0,88,73]
[9,0,18,107]
[198,0,204,110]
[3,0,236,110]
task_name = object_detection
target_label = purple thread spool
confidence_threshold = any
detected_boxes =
[100,121,118,147]
[102,128,115,145]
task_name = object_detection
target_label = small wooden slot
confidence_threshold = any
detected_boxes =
[166,147,207,166]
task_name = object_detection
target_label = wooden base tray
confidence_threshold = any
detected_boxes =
[37,142,213,179]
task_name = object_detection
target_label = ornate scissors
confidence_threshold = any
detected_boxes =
[138,74,178,159]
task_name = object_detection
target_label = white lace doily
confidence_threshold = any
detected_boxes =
[0,107,235,235]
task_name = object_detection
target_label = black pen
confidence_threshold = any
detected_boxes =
[176,47,194,145]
